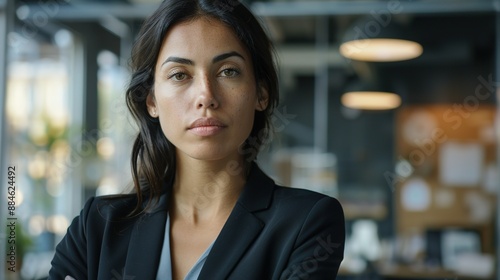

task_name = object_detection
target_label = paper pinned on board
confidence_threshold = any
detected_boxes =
[401,177,431,212]
[439,142,483,186]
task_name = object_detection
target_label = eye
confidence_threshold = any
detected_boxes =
[219,68,240,78]
[168,72,188,81]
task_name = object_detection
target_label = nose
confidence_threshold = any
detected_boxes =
[195,75,219,109]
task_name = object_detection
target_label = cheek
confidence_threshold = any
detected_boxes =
[236,95,258,130]
[230,93,253,117]
[155,96,185,136]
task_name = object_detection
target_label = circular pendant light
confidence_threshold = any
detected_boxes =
[340,16,423,62]
[341,91,401,110]
[340,38,423,62]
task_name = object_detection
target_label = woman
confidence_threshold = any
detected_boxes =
[49,0,345,279]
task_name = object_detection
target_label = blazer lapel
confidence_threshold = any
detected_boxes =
[199,163,275,279]
[123,193,169,279]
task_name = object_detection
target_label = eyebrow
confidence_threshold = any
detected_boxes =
[212,51,245,63]
[162,57,194,67]
[161,51,245,68]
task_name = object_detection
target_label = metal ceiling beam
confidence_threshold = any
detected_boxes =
[277,45,347,70]
[20,3,160,21]
[20,0,498,21]
[252,0,497,17]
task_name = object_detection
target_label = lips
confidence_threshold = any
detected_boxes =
[188,117,226,136]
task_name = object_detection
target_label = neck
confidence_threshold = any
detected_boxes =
[171,153,248,224]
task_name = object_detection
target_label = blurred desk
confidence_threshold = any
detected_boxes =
[339,264,494,280]
[378,264,458,279]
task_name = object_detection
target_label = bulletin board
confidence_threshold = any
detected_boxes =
[394,104,497,254]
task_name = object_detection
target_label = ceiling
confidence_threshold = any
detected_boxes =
[12,0,498,104]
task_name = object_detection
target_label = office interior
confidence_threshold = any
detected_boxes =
[0,0,499,279]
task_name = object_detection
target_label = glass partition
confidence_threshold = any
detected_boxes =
[4,25,82,279]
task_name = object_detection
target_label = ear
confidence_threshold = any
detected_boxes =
[146,93,158,118]
[255,85,269,112]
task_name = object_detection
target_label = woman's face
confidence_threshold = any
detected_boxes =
[148,17,267,163]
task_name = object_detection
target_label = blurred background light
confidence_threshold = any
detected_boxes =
[16,5,30,20]
[28,151,48,179]
[28,215,46,236]
[97,137,115,160]
[54,29,73,48]
[46,215,69,235]
[341,91,402,110]
[340,38,423,62]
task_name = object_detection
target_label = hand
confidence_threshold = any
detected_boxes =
[65,276,76,280]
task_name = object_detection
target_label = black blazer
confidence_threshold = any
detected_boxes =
[49,164,345,279]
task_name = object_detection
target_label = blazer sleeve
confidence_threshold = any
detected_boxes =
[280,196,345,279]
[48,197,95,280]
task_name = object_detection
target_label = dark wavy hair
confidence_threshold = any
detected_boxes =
[125,0,279,215]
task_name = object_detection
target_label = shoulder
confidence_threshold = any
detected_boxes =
[79,193,140,224]
[269,187,345,278]
[245,163,343,221]
[254,183,344,238]
[256,184,345,263]
[272,185,344,216]
[271,186,345,249]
